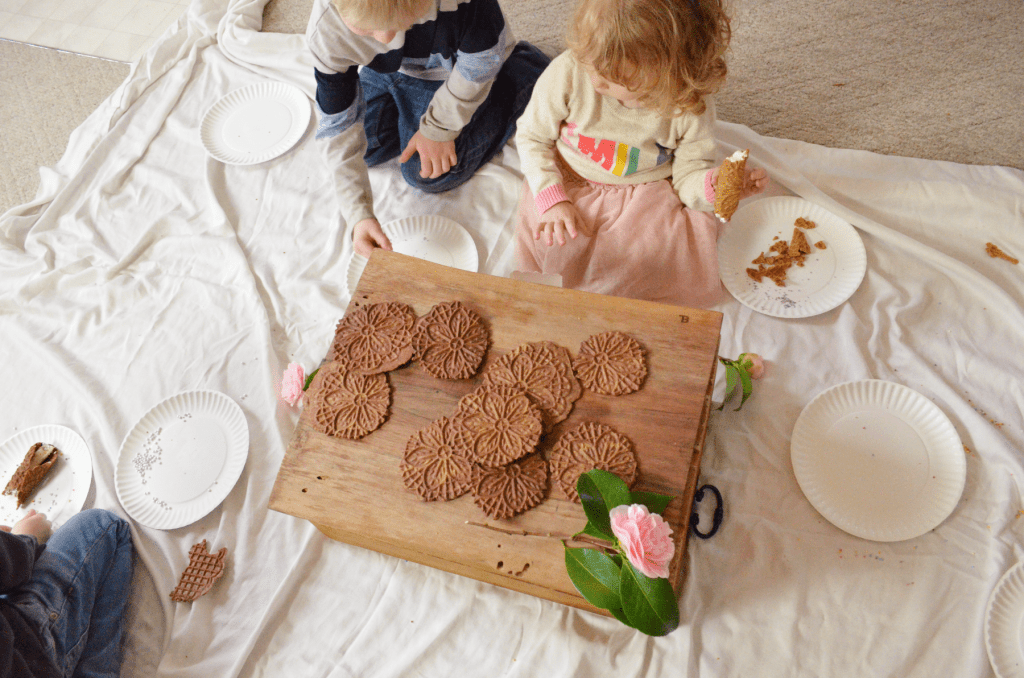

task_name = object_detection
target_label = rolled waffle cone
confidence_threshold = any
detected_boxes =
[3,442,59,508]
[170,540,228,602]
[714,149,748,223]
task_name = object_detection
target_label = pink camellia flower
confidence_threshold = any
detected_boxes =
[280,362,305,407]
[739,352,765,380]
[609,504,675,579]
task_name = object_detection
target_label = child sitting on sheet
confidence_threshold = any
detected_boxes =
[1,508,134,678]
[308,0,550,257]
[515,0,768,308]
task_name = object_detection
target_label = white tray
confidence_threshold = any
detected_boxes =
[115,390,249,530]
[790,380,965,542]
[0,425,92,527]
[346,215,479,296]
[200,82,310,166]
[718,196,866,318]
[987,560,1024,678]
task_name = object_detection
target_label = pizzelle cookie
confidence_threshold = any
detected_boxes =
[3,443,60,509]
[472,454,548,520]
[549,422,639,503]
[572,331,647,396]
[330,301,417,375]
[308,361,392,440]
[481,341,581,429]
[454,385,543,468]
[411,301,490,380]
[170,540,228,602]
[714,149,748,223]
[401,417,476,501]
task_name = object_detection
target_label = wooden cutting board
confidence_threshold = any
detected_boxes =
[270,250,723,616]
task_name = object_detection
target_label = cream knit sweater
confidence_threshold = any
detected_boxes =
[516,51,717,214]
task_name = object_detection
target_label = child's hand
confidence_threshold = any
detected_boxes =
[712,166,770,200]
[353,218,393,258]
[399,131,458,179]
[741,167,770,199]
[11,509,52,544]
[535,200,588,246]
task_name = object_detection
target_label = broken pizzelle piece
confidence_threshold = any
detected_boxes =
[170,540,228,602]
[714,149,748,223]
[3,442,60,509]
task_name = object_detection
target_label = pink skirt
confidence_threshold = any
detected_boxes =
[515,169,724,309]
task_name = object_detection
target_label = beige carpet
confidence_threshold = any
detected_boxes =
[0,40,130,213]
[3,0,1023,214]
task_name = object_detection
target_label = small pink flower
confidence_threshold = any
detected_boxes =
[739,353,765,379]
[280,362,305,407]
[609,504,675,579]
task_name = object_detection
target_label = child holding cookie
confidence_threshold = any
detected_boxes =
[514,0,767,307]
[308,0,550,257]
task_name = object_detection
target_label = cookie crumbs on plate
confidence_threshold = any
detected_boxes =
[986,242,1019,264]
[745,218,823,287]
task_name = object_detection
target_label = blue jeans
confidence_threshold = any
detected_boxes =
[361,41,550,193]
[9,509,134,678]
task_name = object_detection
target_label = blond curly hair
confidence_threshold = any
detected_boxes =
[567,0,731,115]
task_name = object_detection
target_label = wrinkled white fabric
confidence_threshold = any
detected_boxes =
[1,0,1022,675]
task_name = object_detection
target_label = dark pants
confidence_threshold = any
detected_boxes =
[361,41,550,193]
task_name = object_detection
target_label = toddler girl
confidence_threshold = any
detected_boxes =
[515,0,767,307]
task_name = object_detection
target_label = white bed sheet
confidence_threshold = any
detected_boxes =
[1,0,1022,675]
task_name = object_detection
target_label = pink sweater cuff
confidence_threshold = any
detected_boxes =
[704,169,716,204]
[535,184,569,214]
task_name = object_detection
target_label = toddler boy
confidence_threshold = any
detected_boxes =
[307,0,549,256]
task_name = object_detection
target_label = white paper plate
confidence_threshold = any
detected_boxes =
[200,82,311,165]
[987,560,1024,678]
[115,391,249,530]
[346,215,479,296]
[790,380,965,542]
[0,425,92,527]
[718,196,867,318]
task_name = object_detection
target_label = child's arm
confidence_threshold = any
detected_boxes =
[669,102,720,212]
[0,511,50,591]
[410,0,516,171]
[311,66,378,243]
[515,54,586,244]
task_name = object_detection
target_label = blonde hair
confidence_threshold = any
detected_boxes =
[332,0,432,27]
[567,0,731,115]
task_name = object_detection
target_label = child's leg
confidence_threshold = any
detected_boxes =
[399,42,551,194]
[360,69,419,168]
[13,509,134,678]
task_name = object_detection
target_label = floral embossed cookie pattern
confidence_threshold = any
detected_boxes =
[472,454,548,520]
[309,361,392,439]
[401,417,476,501]
[549,422,638,502]
[481,341,581,429]
[454,385,543,468]
[573,331,647,396]
[412,301,490,379]
[330,301,417,375]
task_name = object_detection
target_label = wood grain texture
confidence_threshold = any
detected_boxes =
[270,250,722,615]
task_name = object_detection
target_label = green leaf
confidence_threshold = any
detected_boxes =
[302,367,320,391]
[609,605,630,626]
[630,491,674,515]
[564,545,623,611]
[576,522,613,541]
[582,469,632,509]
[619,562,680,637]
[718,363,739,411]
[735,366,753,411]
[577,470,631,540]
